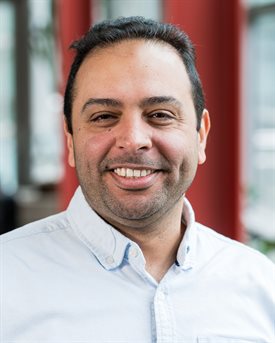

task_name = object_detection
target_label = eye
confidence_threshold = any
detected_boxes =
[147,111,175,125]
[89,112,119,127]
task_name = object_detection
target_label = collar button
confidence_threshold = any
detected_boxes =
[129,247,139,258]
[105,256,115,265]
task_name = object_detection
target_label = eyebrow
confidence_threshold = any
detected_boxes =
[81,98,123,113]
[139,96,182,109]
[81,96,182,113]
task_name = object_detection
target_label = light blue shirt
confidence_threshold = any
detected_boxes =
[1,187,275,342]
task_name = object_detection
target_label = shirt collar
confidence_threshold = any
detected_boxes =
[66,187,197,271]
[176,197,197,270]
[66,187,131,270]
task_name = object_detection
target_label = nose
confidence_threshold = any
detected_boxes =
[115,115,152,152]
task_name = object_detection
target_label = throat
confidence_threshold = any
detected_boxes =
[110,197,186,282]
[145,254,178,283]
[139,222,186,282]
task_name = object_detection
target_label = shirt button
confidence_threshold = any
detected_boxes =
[105,256,115,265]
[129,247,139,258]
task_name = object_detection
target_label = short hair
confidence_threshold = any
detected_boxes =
[64,16,205,133]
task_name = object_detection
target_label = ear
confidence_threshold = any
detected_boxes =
[63,117,75,167]
[198,109,211,165]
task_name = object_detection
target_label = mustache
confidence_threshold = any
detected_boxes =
[100,154,171,172]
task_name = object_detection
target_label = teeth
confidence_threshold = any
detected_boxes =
[114,168,154,178]
[141,170,147,177]
[126,168,134,177]
[133,170,141,177]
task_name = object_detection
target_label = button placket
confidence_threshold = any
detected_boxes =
[153,286,174,342]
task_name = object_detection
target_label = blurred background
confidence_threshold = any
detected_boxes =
[0,0,274,260]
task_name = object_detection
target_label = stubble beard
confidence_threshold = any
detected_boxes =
[77,158,196,229]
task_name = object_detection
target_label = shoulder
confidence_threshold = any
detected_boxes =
[1,212,76,276]
[1,211,70,247]
[194,223,275,309]
[195,222,275,273]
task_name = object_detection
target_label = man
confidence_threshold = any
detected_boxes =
[1,17,274,342]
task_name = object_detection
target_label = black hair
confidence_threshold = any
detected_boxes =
[64,16,205,133]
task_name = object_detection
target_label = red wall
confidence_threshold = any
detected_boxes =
[56,0,91,209]
[164,0,244,240]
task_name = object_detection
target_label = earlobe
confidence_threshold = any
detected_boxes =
[198,109,211,165]
[63,117,75,168]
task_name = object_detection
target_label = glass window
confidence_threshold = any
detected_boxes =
[244,1,275,259]
[0,1,17,196]
[92,0,161,22]
[28,0,63,185]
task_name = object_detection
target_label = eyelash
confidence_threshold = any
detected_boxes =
[149,111,174,120]
[88,110,175,127]
[90,113,118,122]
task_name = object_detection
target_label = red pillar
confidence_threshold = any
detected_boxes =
[56,0,91,209]
[164,0,244,240]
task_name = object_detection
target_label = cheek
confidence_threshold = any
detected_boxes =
[75,131,114,164]
[155,131,196,167]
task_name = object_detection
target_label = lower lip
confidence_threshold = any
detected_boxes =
[109,171,161,190]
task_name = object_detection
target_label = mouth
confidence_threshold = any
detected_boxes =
[113,168,155,178]
[106,166,162,191]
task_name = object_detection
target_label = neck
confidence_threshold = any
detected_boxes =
[139,221,185,282]
[115,198,186,282]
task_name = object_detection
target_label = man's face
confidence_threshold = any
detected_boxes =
[66,39,209,229]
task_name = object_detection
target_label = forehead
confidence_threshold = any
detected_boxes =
[73,39,192,103]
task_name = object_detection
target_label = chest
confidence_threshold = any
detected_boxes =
[3,260,273,342]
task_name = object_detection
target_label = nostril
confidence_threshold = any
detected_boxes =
[114,123,153,151]
[116,137,152,151]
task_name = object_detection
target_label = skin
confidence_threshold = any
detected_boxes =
[65,39,210,281]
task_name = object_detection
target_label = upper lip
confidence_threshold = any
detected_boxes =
[107,164,159,171]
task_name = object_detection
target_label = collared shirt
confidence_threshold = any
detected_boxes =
[1,187,274,342]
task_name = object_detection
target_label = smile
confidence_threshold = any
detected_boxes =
[113,168,155,178]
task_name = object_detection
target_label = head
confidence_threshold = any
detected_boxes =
[64,16,205,134]
[63,17,210,231]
